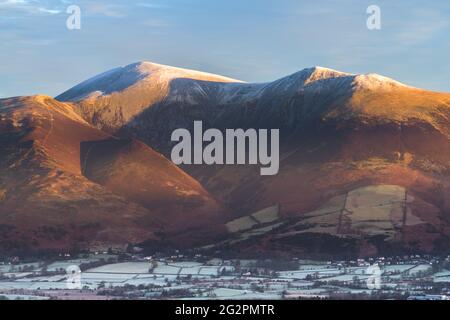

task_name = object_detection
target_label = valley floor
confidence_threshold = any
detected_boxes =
[0,252,449,300]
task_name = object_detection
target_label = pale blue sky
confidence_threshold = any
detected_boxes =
[0,0,449,97]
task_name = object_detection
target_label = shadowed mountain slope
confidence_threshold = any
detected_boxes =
[0,95,228,254]
[57,62,450,257]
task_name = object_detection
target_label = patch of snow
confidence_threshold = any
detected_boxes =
[352,73,412,91]
[57,61,242,102]
[86,262,151,274]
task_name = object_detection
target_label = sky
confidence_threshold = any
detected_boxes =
[0,0,449,98]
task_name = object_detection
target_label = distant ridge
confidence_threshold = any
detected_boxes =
[57,62,416,103]
[54,61,450,257]
[0,61,449,256]
[57,61,242,102]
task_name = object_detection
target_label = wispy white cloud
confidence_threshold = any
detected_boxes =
[37,7,60,14]
[0,0,29,5]
[0,0,62,15]
[0,0,171,17]
[136,2,171,9]
[85,2,128,18]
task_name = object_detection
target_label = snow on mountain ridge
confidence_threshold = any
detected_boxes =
[352,73,413,91]
[301,66,353,85]
[133,61,243,83]
[57,62,415,104]
[277,66,413,93]
[57,61,243,102]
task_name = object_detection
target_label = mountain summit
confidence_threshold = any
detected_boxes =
[57,61,242,102]
[1,62,449,257]
[56,62,421,136]
[57,62,410,103]
[55,62,450,257]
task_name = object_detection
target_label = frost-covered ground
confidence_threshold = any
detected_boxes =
[0,256,448,300]
[87,262,150,274]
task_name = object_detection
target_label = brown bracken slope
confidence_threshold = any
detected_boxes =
[0,95,227,254]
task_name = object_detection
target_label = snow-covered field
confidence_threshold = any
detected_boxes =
[0,262,41,273]
[278,268,342,279]
[321,274,369,282]
[433,270,450,283]
[408,264,432,275]
[0,257,447,299]
[0,294,49,300]
[152,264,181,275]
[170,262,202,268]
[298,264,329,271]
[434,276,450,283]
[382,265,415,273]
[87,262,151,274]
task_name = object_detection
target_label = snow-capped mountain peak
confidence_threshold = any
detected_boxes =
[276,66,353,86]
[303,66,353,84]
[55,62,427,135]
[352,73,412,91]
[132,61,242,82]
[286,66,411,91]
[277,66,413,94]
[57,62,417,104]
[57,61,242,102]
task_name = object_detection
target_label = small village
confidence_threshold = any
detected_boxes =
[0,250,449,300]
